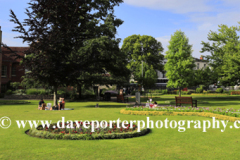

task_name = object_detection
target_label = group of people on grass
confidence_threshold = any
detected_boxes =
[38,97,65,110]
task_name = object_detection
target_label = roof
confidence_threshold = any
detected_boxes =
[1,47,29,62]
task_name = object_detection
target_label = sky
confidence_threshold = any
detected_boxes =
[1,0,240,58]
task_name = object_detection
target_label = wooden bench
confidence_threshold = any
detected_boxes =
[117,95,128,103]
[175,97,197,107]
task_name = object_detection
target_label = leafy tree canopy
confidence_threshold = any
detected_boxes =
[121,34,164,89]
[201,24,240,86]
[9,0,128,104]
[165,30,195,96]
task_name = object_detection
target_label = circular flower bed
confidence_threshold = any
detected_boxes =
[26,121,150,140]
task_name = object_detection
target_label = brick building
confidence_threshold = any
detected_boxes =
[0,47,28,92]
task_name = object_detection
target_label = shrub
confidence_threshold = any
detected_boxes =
[207,90,215,93]
[182,91,191,95]
[26,89,39,95]
[162,89,168,94]
[5,90,12,95]
[168,91,176,94]
[223,90,229,94]
[131,91,136,95]
[196,88,203,93]
[57,90,66,95]
[216,88,223,93]
[39,91,47,95]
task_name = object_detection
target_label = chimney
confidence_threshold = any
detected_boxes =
[200,55,203,60]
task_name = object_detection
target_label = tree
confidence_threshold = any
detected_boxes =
[121,34,164,90]
[134,62,158,89]
[9,0,127,105]
[201,24,240,87]
[192,67,218,89]
[165,30,195,97]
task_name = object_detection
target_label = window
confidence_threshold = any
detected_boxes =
[204,64,206,68]
[197,63,199,69]
[2,66,7,77]
[12,65,16,76]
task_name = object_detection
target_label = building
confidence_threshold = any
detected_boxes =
[156,56,208,89]
[0,47,28,92]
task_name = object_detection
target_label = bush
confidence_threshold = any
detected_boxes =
[182,91,191,95]
[5,90,12,95]
[216,88,223,93]
[131,91,136,95]
[162,89,168,94]
[223,90,229,94]
[57,90,66,95]
[207,90,215,93]
[168,91,176,94]
[196,88,203,93]
[39,91,47,95]
[83,89,95,95]
[26,89,39,95]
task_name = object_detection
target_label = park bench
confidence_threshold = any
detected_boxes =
[117,95,128,103]
[175,97,197,107]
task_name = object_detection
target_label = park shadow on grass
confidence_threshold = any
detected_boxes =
[84,103,127,108]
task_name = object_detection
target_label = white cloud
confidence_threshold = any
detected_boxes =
[2,32,28,47]
[155,36,170,54]
[156,31,210,59]
[124,0,211,13]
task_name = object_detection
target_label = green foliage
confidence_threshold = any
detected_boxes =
[207,90,215,93]
[223,90,230,94]
[182,91,191,95]
[10,0,128,105]
[131,91,136,95]
[121,35,164,89]
[201,24,240,86]
[5,89,12,95]
[165,30,195,96]
[162,89,168,94]
[10,82,20,90]
[134,62,158,89]
[196,88,203,93]
[192,67,218,88]
[216,88,223,93]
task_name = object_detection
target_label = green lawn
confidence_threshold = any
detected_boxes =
[1,96,240,159]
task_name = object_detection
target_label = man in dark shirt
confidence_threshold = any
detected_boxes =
[38,99,45,110]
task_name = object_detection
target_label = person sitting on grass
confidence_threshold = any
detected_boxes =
[61,98,65,110]
[38,98,45,110]
[153,101,158,108]
[52,104,58,110]
[58,97,62,110]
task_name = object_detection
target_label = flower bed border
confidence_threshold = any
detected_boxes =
[25,126,150,140]
[120,109,240,122]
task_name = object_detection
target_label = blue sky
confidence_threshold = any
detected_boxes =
[1,0,240,58]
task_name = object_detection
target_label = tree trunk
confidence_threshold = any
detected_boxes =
[53,86,58,106]
[77,84,82,99]
[179,87,181,97]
